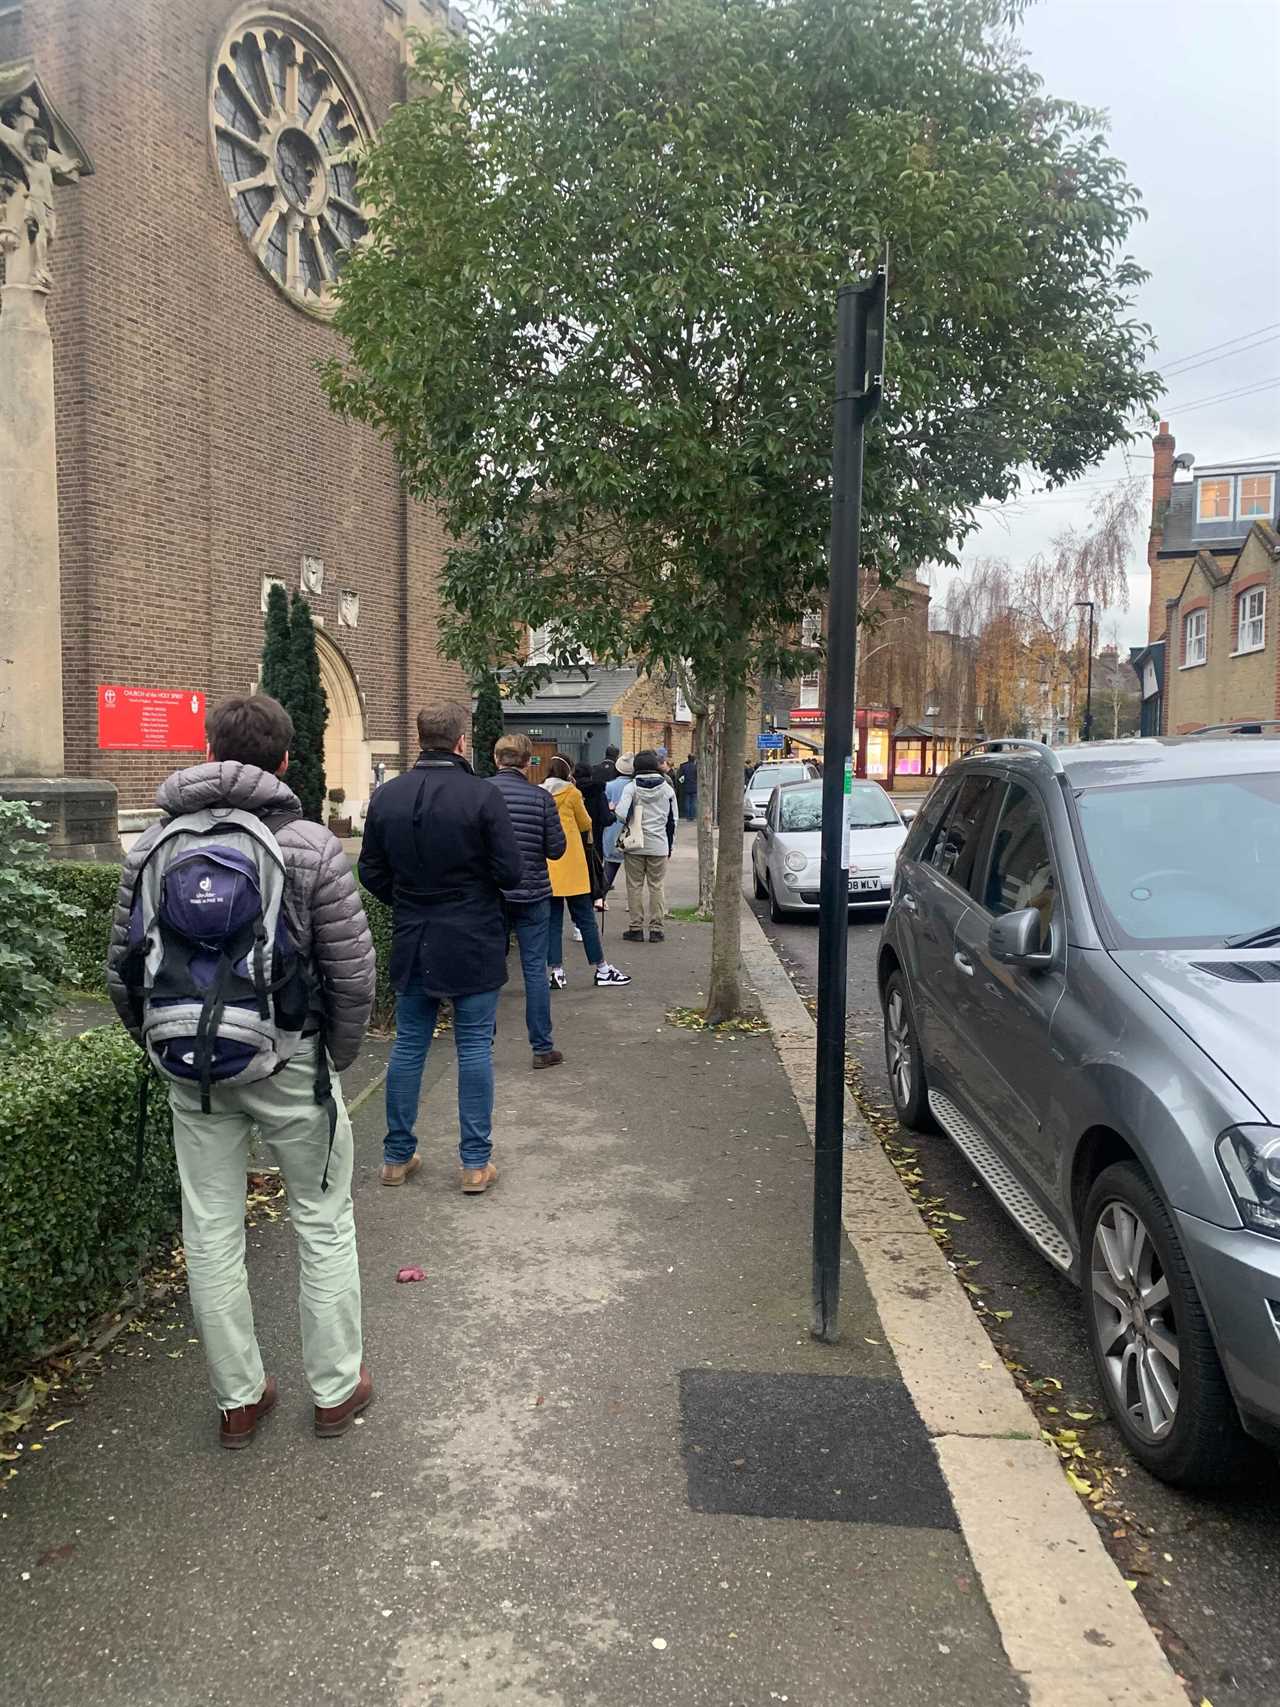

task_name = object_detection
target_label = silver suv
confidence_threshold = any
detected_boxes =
[878,735,1280,1487]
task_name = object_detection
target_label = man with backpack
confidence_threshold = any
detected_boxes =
[106,694,377,1450]
[358,702,523,1196]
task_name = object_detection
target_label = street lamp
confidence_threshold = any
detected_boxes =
[1074,600,1095,743]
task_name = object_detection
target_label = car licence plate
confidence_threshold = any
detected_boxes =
[849,877,884,893]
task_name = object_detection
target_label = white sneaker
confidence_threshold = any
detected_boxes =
[572,926,583,942]
[549,967,568,990]
[594,964,632,987]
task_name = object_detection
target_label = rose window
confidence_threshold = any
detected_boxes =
[211,15,370,313]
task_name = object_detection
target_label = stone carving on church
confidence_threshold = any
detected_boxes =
[339,590,359,629]
[210,15,372,315]
[301,554,325,594]
[0,68,93,295]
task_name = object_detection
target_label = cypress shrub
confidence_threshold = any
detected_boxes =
[471,673,505,777]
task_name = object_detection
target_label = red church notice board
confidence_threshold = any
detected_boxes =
[98,685,206,751]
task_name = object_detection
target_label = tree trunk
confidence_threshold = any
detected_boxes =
[705,680,747,1024]
[695,701,717,916]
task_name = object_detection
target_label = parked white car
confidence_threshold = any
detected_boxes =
[743,760,821,829]
[751,777,912,920]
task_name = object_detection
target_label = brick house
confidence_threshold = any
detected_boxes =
[1,0,468,819]
[1132,422,1279,734]
[783,576,932,780]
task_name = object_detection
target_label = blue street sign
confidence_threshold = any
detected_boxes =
[757,732,785,750]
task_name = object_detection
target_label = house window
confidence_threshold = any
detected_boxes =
[1238,474,1275,520]
[1196,478,1233,522]
[800,610,822,649]
[1184,608,1207,666]
[527,623,555,663]
[798,671,821,709]
[1237,587,1266,654]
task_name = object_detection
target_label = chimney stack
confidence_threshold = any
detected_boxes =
[1147,420,1176,643]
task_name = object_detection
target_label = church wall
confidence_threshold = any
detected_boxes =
[12,0,466,810]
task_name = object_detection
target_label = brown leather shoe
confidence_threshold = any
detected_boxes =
[314,1365,374,1438]
[461,1161,498,1195]
[380,1155,422,1187]
[532,1050,563,1069]
[219,1376,277,1451]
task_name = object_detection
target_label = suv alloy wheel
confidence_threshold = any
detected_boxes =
[1082,1161,1250,1488]
[882,970,933,1131]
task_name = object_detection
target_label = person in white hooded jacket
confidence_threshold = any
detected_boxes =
[613,748,677,943]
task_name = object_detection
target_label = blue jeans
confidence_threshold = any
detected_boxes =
[683,792,698,821]
[548,893,603,966]
[384,982,501,1168]
[507,899,554,1055]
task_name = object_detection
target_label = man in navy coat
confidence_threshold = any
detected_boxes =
[359,702,522,1194]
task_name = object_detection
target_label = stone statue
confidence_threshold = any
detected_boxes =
[0,94,79,291]
[0,71,92,296]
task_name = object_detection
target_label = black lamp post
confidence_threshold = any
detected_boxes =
[1074,600,1095,742]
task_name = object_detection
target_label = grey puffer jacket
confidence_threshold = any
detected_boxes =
[105,762,376,1072]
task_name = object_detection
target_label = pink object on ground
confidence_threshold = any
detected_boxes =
[395,1266,428,1284]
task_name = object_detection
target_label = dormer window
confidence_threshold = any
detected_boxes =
[1239,473,1275,519]
[1196,478,1232,522]
[1194,472,1276,525]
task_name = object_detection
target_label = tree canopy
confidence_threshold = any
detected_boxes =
[325,0,1160,695]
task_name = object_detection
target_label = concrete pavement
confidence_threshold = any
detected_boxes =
[1,850,1023,1707]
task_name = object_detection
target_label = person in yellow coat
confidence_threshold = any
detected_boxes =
[541,756,632,990]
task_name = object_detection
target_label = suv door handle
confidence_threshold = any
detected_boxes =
[953,951,974,976]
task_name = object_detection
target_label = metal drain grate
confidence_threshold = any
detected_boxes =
[929,1090,1073,1272]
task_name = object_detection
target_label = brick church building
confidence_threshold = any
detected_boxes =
[1,0,467,819]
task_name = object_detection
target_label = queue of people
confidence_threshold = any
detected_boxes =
[105,693,681,1452]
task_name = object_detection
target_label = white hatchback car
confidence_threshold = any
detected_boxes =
[751,777,912,920]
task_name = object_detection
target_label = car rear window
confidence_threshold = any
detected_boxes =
[1075,772,1280,947]
[751,764,810,789]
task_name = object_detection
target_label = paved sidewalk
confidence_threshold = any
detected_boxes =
[2,852,1023,1707]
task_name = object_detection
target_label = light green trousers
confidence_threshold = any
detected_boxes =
[168,1042,362,1411]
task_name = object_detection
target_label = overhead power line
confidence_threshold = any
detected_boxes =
[1165,376,1280,415]
[1159,321,1280,373]
[1157,332,1280,382]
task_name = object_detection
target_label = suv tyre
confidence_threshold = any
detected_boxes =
[1082,1161,1249,1489]
[882,970,934,1132]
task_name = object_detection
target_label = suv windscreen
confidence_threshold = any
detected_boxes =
[1075,772,1280,948]
[749,764,810,790]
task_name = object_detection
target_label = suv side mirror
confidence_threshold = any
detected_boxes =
[989,907,1053,970]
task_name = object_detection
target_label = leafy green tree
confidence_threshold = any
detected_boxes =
[0,802,84,1052]
[287,594,328,822]
[471,673,505,777]
[325,0,1160,1019]
[260,582,294,706]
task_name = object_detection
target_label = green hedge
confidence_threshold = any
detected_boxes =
[37,860,119,994]
[35,860,396,1024]
[0,1029,178,1374]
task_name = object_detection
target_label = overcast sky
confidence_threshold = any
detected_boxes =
[947,0,1280,648]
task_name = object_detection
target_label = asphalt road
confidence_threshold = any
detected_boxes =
[744,843,1280,1707]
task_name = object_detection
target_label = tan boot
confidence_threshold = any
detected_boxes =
[380,1155,422,1187]
[461,1161,498,1195]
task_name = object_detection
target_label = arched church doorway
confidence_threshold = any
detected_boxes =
[315,630,371,820]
